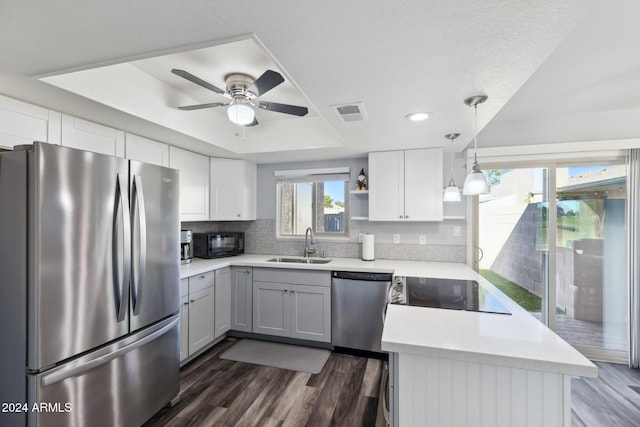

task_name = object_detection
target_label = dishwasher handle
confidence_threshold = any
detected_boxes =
[332,271,393,281]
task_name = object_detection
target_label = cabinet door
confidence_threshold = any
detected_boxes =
[60,114,125,157]
[404,148,443,221]
[169,146,209,221]
[290,284,331,342]
[210,158,243,220]
[187,286,215,355]
[0,95,60,149]
[179,295,189,362]
[125,133,169,167]
[214,267,231,338]
[252,282,290,337]
[369,150,405,221]
[230,267,253,332]
[179,278,189,361]
[210,158,257,220]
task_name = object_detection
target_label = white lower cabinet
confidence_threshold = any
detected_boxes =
[289,284,331,341]
[214,267,231,338]
[253,282,290,337]
[252,268,331,343]
[180,270,218,362]
[179,278,189,362]
[188,284,215,355]
[230,267,253,332]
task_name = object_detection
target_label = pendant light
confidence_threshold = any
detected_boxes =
[443,133,461,202]
[462,95,490,195]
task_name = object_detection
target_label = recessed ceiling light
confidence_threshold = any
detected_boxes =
[405,112,430,122]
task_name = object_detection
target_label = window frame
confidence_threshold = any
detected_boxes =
[275,168,350,240]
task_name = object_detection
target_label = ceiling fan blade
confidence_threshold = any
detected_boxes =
[247,70,284,96]
[258,101,308,116]
[171,69,231,99]
[177,102,229,111]
[245,118,259,127]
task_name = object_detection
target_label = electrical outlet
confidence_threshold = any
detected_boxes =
[358,233,364,243]
[419,235,426,245]
[453,226,461,237]
[393,234,400,244]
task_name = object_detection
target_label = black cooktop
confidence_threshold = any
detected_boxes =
[393,277,511,315]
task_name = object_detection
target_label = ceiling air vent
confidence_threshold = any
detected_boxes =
[331,102,368,123]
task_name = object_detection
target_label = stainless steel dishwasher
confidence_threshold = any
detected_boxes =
[331,271,393,353]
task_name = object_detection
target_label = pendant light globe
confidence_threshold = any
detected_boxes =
[462,95,490,196]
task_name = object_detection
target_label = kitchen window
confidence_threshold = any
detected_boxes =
[275,168,349,238]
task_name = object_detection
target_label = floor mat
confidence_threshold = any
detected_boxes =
[219,339,330,374]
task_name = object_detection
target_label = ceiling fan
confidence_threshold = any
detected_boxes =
[171,68,308,126]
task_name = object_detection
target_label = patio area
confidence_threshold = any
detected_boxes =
[531,311,626,352]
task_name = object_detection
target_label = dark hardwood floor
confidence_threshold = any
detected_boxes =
[147,339,640,426]
[145,339,385,427]
[572,361,640,426]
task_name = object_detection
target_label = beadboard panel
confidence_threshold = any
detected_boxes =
[398,353,568,427]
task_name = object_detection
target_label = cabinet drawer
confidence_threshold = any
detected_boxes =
[253,268,330,287]
[180,278,189,297]
[188,271,216,294]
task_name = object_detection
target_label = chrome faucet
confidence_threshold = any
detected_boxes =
[304,227,316,257]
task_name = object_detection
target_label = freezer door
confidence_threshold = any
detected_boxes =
[28,316,179,427]
[129,160,180,331]
[29,143,131,370]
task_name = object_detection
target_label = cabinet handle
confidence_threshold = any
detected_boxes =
[282,289,289,293]
[399,215,403,219]
[200,275,206,279]
[290,289,296,293]
[183,301,189,306]
[237,214,241,217]
[405,215,409,219]
[190,294,209,303]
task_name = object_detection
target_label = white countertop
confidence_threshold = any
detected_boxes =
[181,254,597,378]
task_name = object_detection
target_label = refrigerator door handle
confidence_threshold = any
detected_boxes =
[131,174,147,315]
[40,317,178,387]
[115,172,131,322]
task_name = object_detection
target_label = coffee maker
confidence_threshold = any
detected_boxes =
[180,230,193,264]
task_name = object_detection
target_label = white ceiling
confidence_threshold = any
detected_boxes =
[1,0,638,163]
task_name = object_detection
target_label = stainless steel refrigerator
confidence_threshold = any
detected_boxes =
[0,142,180,427]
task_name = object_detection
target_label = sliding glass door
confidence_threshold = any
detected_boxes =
[477,161,628,362]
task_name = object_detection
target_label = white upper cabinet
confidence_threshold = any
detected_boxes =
[210,158,256,221]
[169,146,209,221]
[368,150,404,221]
[0,95,60,149]
[60,114,125,157]
[125,133,169,167]
[369,148,443,221]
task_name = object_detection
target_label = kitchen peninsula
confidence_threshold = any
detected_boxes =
[181,255,597,427]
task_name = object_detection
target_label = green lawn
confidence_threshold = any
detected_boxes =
[480,269,541,312]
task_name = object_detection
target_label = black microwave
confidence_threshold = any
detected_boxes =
[193,232,244,259]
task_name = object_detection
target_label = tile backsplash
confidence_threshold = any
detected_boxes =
[182,219,465,263]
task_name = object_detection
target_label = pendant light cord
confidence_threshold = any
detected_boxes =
[473,103,479,165]
[450,140,455,181]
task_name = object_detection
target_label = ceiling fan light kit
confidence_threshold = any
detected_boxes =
[443,132,461,202]
[227,103,255,125]
[462,94,490,196]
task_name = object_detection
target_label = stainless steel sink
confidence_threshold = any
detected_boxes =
[267,257,332,264]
